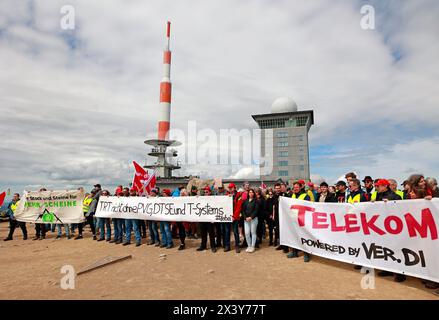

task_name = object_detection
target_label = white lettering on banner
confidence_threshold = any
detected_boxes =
[279,197,439,283]
[95,196,233,222]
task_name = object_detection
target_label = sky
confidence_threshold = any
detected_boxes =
[0,0,438,195]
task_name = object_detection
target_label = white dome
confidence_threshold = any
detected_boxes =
[271,97,298,113]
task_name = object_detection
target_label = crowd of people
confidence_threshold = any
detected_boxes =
[3,172,439,293]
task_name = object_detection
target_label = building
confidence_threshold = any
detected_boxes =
[252,97,314,184]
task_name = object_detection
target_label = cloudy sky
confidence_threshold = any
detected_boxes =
[1,0,438,194]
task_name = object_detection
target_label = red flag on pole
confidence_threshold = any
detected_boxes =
[0,191,5,207]
[132,161,156,195]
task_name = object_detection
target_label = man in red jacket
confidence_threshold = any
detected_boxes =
[226,183,243,253]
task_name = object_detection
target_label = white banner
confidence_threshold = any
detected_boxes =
[95,195,233,222]
[280,197,439,283]
[14,190,85,224]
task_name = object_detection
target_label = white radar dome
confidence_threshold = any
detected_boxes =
[270,97,298,113]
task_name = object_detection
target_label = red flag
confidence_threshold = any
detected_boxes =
[132,161,156,195]
[0,191,5,207]
[260,181,267,190]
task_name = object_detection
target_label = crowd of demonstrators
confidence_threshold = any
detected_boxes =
[2,172,439,293]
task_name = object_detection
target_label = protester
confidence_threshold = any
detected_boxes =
[146,188,160,246]
[158,189,174,249]
[317,182,337,203]
[4,193,27,241]
[123,189,142,247]
[274,183,289,253]
[265,189,276,246]
[347,179,368,203]
[372,179,405,282]
[241,189,259,253]
[335,181,348,203]
[362,176,374,200]
[97,190,112,242]
[288,182,311,262]
[32,188,48,240]
[197,186,217,253]
[388,179,405,200]
[75,189,97,240]
[405,174,438,289]
[255,189,267,248]
[426,177,439,198]
[227,183,243,253]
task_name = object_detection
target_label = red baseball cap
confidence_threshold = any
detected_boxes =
[375,179,390,187]
[228,183,236,189]
[307,182,314,187]
[297,180,305,186]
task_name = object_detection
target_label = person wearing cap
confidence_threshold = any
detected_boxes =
[373,179,405,282]
[123,189,142,247]
[226,182,243,253]
[146,188,160,246]
[374,179,402,202]
[335,181,348,203]
[197,186,217,253]
[288,182,312,262]
[158,189,174,249]
[362,176,374,201]
[306,182,317,202]
[317,182,337,203]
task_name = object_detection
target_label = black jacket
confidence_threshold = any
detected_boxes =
[266,196,275,219]
[316,192,337,203]
[375,189,402,201]
[256,197,267,219]
[242,198,259,219]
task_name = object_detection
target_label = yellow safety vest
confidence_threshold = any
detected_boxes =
[10,201,19,213]
[307,190,315,202]
[396,190,404,200]
[348,194,362,204]
[83,195,93,213]
[371,191,377,201]
[292,193,308,200]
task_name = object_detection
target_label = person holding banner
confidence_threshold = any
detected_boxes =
[197,186,217,253]
[4,193,27,241]
[33,188,47,240]
[371,179,406,282]
[347,179,368,204]
[287,182,311,262]
[97,190,112,242]
[158,189,174,249]
[274,183,289,253]
[123,189,142,247]
[75,190,97,240]
[146,189,160,246]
